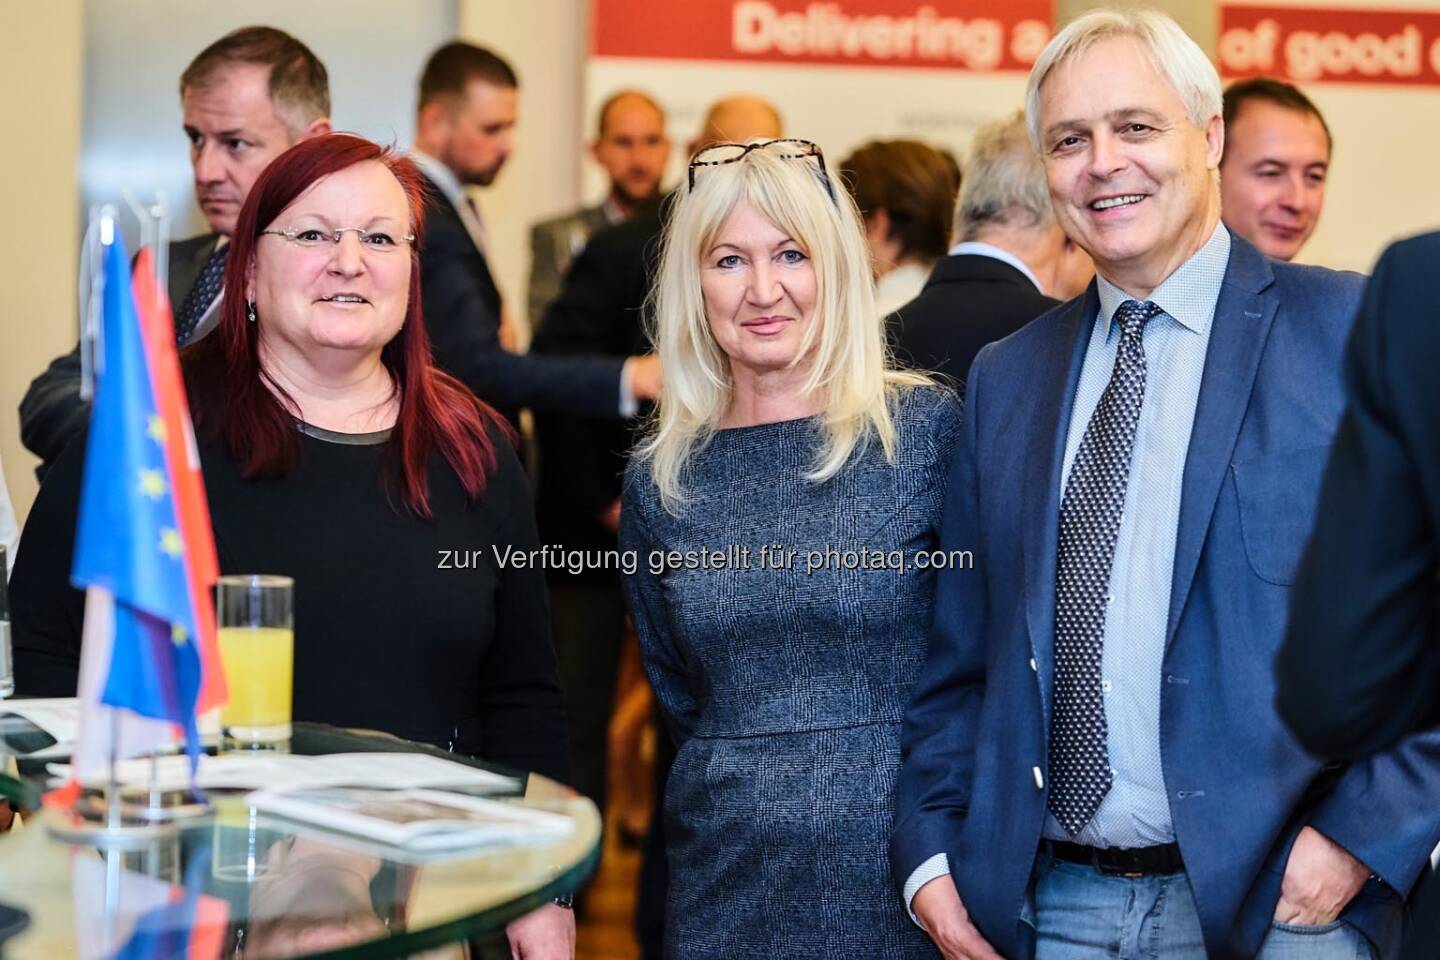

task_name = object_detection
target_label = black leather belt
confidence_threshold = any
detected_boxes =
[1045,839,1185,876]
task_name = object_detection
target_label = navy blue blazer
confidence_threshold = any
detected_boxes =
[892,231,1440,959]
[417,176,626,416]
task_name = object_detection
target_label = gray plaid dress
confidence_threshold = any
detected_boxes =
[620,385,959,959]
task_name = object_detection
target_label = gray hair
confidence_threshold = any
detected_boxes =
[956,111,1052,242]
[1025,8,1222,151]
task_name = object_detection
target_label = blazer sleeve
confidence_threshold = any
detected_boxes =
[473,435,571,785]
[532,224,645,358]
[527,221,562,332]
[618,481,700,747]
[1277,237,1440,758]
[1277,237,1440,899]
[532,232,645,525]
[890,348,990,886]
[420,236,627,416]
[9,432,88,695]
[19,345,89,479]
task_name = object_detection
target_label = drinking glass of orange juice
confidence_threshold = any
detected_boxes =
[216,575,294,749]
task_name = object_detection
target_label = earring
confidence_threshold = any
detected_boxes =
[246,301,257,323]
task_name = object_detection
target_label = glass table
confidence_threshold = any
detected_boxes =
[0,723,601,959]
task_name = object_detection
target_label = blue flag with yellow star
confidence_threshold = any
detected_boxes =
[71,233,203,766]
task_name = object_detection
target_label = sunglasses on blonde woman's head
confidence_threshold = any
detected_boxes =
[687,138,839,205]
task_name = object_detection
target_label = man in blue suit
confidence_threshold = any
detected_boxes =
[892,9,1440,959]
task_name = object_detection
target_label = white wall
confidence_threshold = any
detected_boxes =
[0,2,84,528]
[82,0,457,248]
[458,0,590,340]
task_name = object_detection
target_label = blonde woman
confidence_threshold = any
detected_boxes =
[619,139,961,958]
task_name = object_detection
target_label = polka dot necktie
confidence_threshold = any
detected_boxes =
[1048,298,1161,837]
[175,244,228,346]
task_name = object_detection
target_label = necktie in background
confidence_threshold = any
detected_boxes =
[1048,298,1161,836]
[174,244,227,345]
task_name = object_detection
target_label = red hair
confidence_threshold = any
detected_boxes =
[185,133,509,516]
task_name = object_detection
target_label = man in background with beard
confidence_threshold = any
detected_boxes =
[527,90,670,329]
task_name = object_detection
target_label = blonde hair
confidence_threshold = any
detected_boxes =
[638,144,927,515]
[1025,8,1222,151]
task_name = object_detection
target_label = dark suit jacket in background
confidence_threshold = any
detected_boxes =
[531,201,663,562]
[527,203,611,330]
[886,253,1058,383]
[893,232,1437,959]
[1274,231,1440,960]
[19,233,218,478]
[416,177,625,417]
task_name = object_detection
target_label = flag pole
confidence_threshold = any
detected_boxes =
[78,208,110,401]
[139,194,209,825]
[152,193,169,316]
[102,842,121,956]
[106,708,122,831]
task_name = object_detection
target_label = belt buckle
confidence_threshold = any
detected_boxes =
[1093,848,1145,877]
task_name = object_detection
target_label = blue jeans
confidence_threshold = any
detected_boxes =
[1030,853,1375,959]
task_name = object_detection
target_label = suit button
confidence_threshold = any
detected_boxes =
[1032,766,1044,789]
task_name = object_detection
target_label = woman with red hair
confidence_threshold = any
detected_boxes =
[13,132,574,951]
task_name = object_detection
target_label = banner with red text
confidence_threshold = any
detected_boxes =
[1216,1,1440,271]
[594,1,1052,72]
[1219,4,1440,85]
[582,0,1054,205]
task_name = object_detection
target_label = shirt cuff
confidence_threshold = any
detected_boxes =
[903,852,951,928]
[618,358,639,418]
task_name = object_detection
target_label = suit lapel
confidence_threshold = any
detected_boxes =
[422,174,502,316]
[417,165,490,260]
[1166,236,1278,645]
[1022,285,1100,718]
[166,238,201,312]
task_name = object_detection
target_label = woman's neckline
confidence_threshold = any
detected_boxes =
[295,419,392,446]
[714,413,821,434]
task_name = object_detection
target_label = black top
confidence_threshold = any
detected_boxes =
[885,252,1059,383]
[10,419,569,783]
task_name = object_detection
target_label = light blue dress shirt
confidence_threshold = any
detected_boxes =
[1041,221,1230,847]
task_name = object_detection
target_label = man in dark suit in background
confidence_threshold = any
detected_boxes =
[409,42,660,418]
[887,109,1091,382]
[1276,230,1440,960]
[895,10,1440,959]
[19,26,331,478]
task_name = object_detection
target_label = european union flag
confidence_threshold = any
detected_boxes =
[71,232,203,764]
